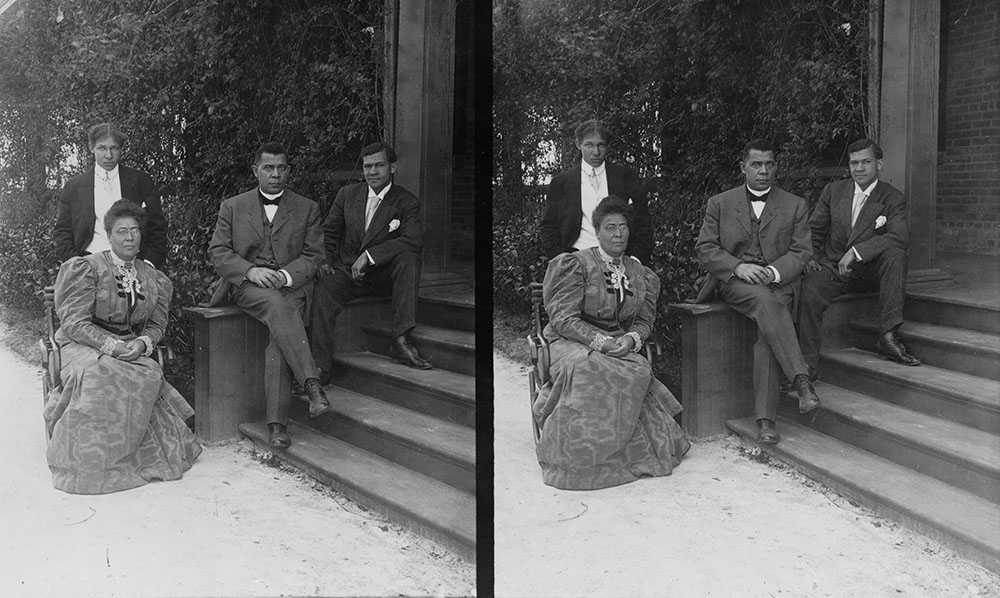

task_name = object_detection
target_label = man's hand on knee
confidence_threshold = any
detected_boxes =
[246,266,285,289]
[734,263,771,285]
[351,254,371,280]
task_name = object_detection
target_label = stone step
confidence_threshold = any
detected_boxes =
[364,323,475,377]
[850,320,1000,380]
[905,293,1000,335]
[290,386,475,493]
[820,348,1000,434]
[777,383,1000,502]
[726,416,1000,573]
[417,292,475,332]
[328,352,475,427]
[239,421,475,560]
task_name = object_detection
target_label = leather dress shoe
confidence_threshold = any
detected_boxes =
[794,374,821,414]
[389,335,432,370]
[268,422,291,449]
[780,367,817,393]
[303,378,332,418]
[875,331,921,366]
[756,418,780,445]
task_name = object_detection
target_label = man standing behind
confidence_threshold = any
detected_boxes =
[798,138,919,370]
[695,139,821,445]
[54,123,168,269]
[540,119,653,264]
[310,141,431,375]
[208,142,332,449]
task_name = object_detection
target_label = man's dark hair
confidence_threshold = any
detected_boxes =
[103,199,147,235]
[591,195,633,230]
[88,123,126,149]
[254,142,288,164]
[742,139,776,161]
[847,138,883,160]
[362,141,397,163]
[574,119,613,145]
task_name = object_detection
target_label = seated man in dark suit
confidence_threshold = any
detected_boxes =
[695,139,821,445]
[54,123,168,269]
[540,119,653,264]
[797,138,919,371]
[208,142,332,449]
[310,141,430,375]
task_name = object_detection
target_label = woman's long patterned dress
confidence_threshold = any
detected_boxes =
[43,252,201,494]
[533,248,690,490]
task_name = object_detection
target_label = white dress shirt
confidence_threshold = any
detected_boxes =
[363,183,392,265]
[850,180,879,261]
[572,162,608,253]
[85,165,122,256]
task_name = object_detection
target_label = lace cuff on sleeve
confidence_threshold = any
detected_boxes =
[137,335,154,357]
[100,336,119,356]
[626,331,643,353]
[589,333,611,352]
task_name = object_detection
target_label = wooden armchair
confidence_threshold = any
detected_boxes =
[39,285,174,403]
[525,281,661,443]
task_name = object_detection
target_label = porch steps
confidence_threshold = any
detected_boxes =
[239,420,475,559]
[850,320,1000,380]
[728,288,1000,573]
[363,323,475,376]
[727,416,1000,572]
[239,286,476,560]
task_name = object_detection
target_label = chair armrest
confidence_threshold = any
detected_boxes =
[526,333,550,385]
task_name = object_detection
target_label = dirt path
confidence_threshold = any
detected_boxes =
[493,352,999,598]
[0,327,475,598]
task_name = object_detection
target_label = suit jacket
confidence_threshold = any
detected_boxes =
[694,185,812,302]
[53,165,168,268]
[206,188,324,306]
[539,162,653,264]
[321,182,423,272]
[810,178,908,268]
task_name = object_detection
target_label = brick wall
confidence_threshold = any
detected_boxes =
[936,0,1000,256]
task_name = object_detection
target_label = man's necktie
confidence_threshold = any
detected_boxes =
[365,195,381,231]
[101,171,114,194]
[586,168,601,194]
[851,191,867,227]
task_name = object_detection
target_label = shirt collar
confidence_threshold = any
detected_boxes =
[368,182,392,199]
[259,188,283,201]
[581,162,606,177]
[96,165,120,180]
[746,185,770,198]
[854,179,878,196]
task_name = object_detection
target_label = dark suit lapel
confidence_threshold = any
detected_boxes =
[242,192,266,242]
[119,166,135,203]
[732,190,753,237]
[569,170,583,232]
[81,167,96,226]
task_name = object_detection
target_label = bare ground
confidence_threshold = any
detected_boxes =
[0,323,475,598]
[493,351,1000,598]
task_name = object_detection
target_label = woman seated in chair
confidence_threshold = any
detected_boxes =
[43,200,201,494]
[533,195,690,490]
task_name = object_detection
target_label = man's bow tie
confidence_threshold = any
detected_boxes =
[750,194,768,203]
[262,195,281,206]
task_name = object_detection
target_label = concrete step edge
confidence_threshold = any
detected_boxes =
[363,322,476,352]
[849,320,1000,357]
[299,387,475,468]
[726,417,1000,570]
[780,386,1000,478]
[239,421,476,557]
[822,348,1000,411]
[330,352,476,404]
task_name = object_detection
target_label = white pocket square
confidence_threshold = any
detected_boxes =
[389,219,400,232]
[875,215,886,229]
